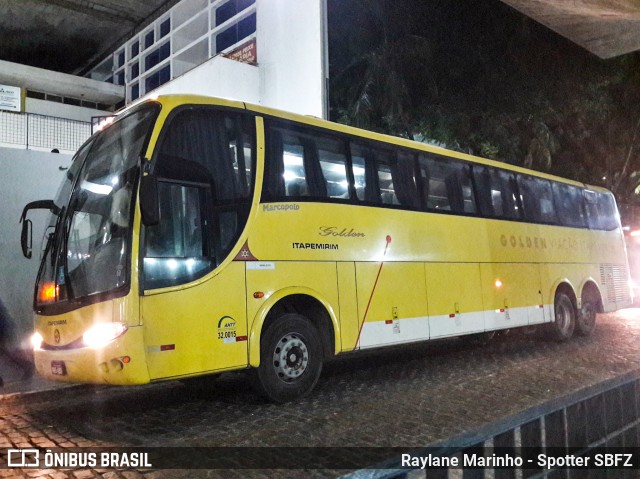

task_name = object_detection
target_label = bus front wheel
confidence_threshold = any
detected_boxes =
[254,313,323,403]
[548,292,576,341]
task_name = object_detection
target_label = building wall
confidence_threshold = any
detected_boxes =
[129,0,327,117]
[257,0,326,117]
[143,55,260,104]
[25,98,107,123]
[0,147,72,346]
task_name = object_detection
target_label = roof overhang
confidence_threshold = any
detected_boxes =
[500,0,640,59]
[0,60,124,104]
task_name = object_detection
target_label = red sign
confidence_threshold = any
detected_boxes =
[224,39,257,65]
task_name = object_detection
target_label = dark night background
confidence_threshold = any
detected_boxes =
[328,0,640,220]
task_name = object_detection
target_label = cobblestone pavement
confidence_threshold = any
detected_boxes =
[2,310,640,478]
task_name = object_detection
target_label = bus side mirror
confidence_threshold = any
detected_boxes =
[140,175,160,226]
[21,218,33,259]
[19,199,56,259]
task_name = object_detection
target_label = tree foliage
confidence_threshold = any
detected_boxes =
[328,0,640,215]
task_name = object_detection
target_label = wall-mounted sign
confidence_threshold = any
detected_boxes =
[224,39,257,65]
[0,84,22,112]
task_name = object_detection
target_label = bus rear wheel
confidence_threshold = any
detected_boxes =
[548,292,575,341]
[254,313,323,403]
[576,300,597,336]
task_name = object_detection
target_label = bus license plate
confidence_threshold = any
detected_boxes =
[51,361,67,376]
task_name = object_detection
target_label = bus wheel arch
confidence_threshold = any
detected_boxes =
[249,290,338,368]
[577,280,603,336]
[547,282,577,341]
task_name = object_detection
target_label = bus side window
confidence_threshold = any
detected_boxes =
[264,129,286,198]
[442,163,468,213]
[147,182,208,258]
[229,115,254,198]
[267,126,335,199]
[417,154,430,209]
[419,156,449,211]
[160,110,253,203]
[350,145,366,201]
[553,183,586,228]
[584,190,600,229]
[586,190,618,230]
[599,193,619,230]
[144,179,213,289]
[458,164,476,214]
[473,166,494,216]
[374,149,399,206]
[497,171,521,219]
[473,167,519,219]
[144,109,255,289]
[419,155,474,214]
[282,137,309,197]
[393,151,420,209]
[351,142,380,204]
[317,136,349,199]
[517,175,556,224]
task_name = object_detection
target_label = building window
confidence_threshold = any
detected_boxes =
[160,18,171,38]
[26,90,46,100]
[145,30,155,49]
[216,12,256,53]
[145,65,171,92]
[116,50,125,68]
[131,41,139,58]
[216,0,255,26]
[145,41,170,71]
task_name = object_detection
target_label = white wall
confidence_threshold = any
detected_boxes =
[0,147,72,346]
[258,0,326,117]
[144,56,260,104]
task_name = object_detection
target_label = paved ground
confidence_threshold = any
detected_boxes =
[2,309,640,478]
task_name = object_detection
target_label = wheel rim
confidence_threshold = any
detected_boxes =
[555,301,572,333]
[272,333,309,383]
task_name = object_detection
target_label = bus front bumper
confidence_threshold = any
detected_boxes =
[33,326,150,385]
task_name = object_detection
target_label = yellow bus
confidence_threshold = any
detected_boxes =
[20,95,631,402]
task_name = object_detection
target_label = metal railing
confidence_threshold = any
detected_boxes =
[0,110,91,153]
[341,370,640,479]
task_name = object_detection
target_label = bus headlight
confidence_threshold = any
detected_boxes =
[31,332,43,350]
[83,323,128,348]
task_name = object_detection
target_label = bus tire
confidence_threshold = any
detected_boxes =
[576,300,597,336]
[548,292,575,341]
[254,313,323,403]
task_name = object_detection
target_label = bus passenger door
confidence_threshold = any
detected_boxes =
[140,179,248,380]
[354,262,428,349]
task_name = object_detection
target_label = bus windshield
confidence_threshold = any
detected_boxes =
[35,105,159,312]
